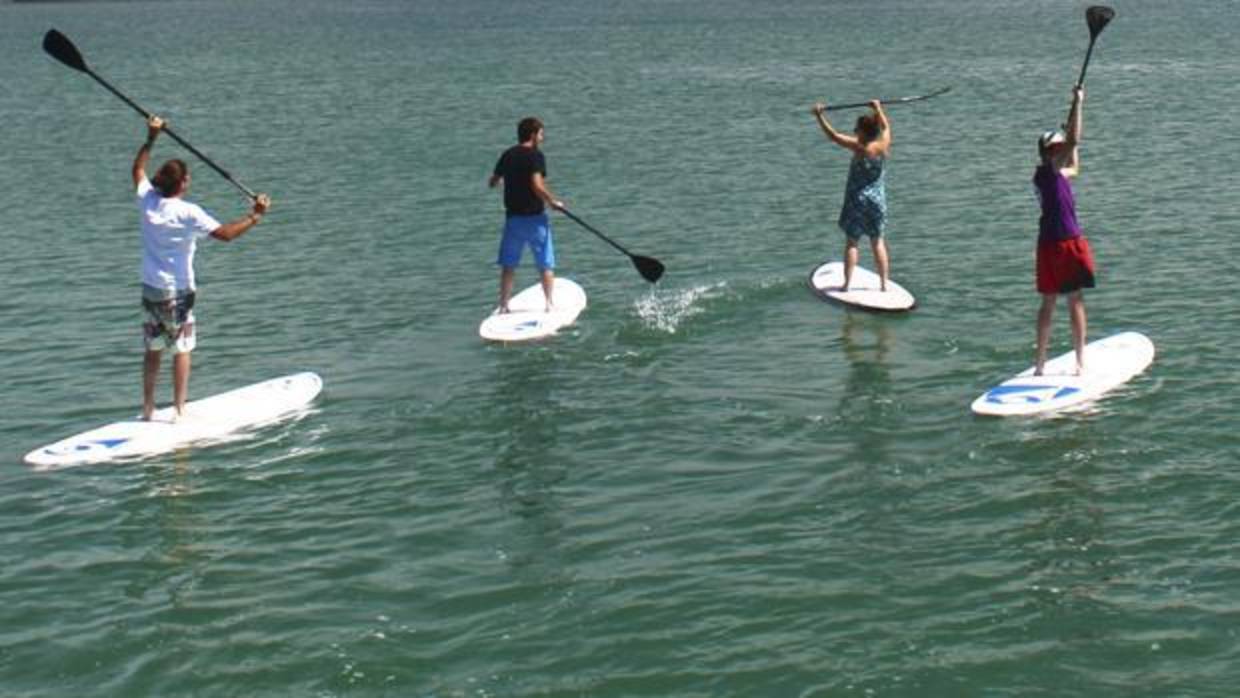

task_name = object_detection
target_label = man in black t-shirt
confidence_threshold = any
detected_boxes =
[488,117,565,312]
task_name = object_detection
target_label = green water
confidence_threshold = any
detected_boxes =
[2,1,1239,695]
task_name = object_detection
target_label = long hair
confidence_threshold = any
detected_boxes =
[151,159,188,197]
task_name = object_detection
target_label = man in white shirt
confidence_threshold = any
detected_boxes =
[133,116,270,420]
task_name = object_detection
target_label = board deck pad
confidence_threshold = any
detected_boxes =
[23,372,323,469]
[479,278,587,342]
[809,261,915,311]
[971,332,1155,416]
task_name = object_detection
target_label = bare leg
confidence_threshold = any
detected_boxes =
[540,268,556,312]
[172,351,191,417]
[1067,291,1087,374]
[498,267,515,313]
[842,238,860,291]
[142,350,162,420]
[871,235,890,292]
[1034,294,1056,376]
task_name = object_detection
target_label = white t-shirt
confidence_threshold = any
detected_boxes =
[136,178,221,292]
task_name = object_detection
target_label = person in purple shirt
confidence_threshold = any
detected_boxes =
[1033,87,1094,376]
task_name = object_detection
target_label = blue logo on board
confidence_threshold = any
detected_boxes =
[514,319,544,334]
[985,384,1080,404]
[45,437,130,456]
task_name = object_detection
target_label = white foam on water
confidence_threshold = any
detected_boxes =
[633,282,727,334]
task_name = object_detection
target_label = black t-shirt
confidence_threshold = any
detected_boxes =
[493,145,547,216]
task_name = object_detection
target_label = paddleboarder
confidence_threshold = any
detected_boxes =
[1033,87,1093,376]
[811,99,892,292]
[488,116,565,313]
[133,116,270,420]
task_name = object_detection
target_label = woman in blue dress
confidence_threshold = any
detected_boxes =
[811,100,892,292]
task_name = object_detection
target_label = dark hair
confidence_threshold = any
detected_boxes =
[854,115,880,144]
[517,117,544,143]
[151,159,188,197]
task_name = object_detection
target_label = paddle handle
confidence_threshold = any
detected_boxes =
[84,66,258,200]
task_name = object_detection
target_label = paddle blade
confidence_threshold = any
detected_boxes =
[633,254,665,284]
[43,29,88,72]
[1086,6,1115,39]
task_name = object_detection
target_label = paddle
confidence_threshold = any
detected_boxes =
[42,29,259,201]
[824,86,952,112]
[557,207,665,283]
[1076,6,1116,88]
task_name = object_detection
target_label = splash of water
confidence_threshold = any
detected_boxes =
[633,282,727,334]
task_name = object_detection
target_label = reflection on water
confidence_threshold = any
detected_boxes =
[487,348,569,577]
[120,452,209,606]
[837,313,896,461]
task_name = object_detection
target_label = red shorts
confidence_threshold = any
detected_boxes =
[1036,236,1096,294]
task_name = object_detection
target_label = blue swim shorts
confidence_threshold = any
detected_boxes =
[497,213,555,270]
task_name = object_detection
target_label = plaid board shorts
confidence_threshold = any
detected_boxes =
[142,285,197,353]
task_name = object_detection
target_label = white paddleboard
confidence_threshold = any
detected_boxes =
[23,372,323,469]
[971,332,1155,417]
[809,261,916,311]
[479,278,587,342]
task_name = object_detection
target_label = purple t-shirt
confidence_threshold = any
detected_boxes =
[1033,164,1082,243]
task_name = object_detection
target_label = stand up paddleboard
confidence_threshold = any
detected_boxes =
[809,261,915,312]
[479,278,587,342]
[23,372,323,469]
[971,332,1154,416]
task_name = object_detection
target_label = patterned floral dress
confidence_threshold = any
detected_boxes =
[837,154,887,240]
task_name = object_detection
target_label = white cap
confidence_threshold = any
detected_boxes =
[1039,129,1067,148]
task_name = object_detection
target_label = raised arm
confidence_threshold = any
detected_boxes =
[132,116,164,187]
[811,103,863,155]
[866,100,892,157]
[1062,87,1084,177]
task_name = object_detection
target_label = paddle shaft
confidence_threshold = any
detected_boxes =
[1076,36,1100,88]
[558,207,634,257]
[1069,7,1114,123]
[94,66,257,200]
[1076,7,1115,89]
[48,32,257,200]
[824,87,951,112]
